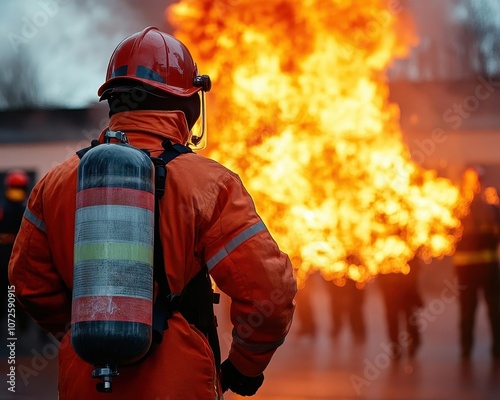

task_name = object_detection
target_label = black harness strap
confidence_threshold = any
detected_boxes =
[150,141,192,341]
[75,139,100,159]
[148,140,193,346]
[176,267,222,367]
[152,140,221,368]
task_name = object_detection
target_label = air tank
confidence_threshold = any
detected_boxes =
[71,143,154,392]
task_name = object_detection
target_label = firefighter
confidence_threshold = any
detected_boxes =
[294,272,318,336]
[1,170,29,269]
[453,167,500,361]
[377,257,424,359]
[1,170,29,310]
[328,278,366,344]
[8,27,297,399]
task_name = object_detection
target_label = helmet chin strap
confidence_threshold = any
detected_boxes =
[188,91,208,150]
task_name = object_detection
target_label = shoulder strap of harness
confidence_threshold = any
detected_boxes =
[75,139,100,159]
[151,140,221,368]
[150,140,193,341]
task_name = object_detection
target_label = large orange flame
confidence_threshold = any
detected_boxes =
[166,0,464,285]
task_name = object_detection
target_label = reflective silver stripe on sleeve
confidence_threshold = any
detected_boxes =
[232,330,286,352]
[24,208,47,233]
[206,221,266,271]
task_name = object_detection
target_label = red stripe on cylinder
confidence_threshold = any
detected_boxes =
[72,296,152,325]
[76,187,154,210]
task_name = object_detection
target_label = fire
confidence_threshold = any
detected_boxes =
[166,0,463,285]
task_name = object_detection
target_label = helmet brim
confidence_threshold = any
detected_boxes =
[98,76,202,101]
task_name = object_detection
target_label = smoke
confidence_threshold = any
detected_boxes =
[0,0,170,109]
[388,0,500,81]
[466,0,500,75]
[1,0,499,109]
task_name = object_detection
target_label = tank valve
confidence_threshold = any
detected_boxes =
[92,365,119,393]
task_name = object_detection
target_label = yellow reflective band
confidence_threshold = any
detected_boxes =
[74,243,153,264]
[452,249,498,266]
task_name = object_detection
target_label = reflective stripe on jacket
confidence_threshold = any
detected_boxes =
[454,195,500,268]
[452,249,498,266]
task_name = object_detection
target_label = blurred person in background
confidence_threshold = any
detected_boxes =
[452,166,500,361]
[295,272,318,336]
[0,169,31,332]
[295,268,367,344]
[0,169,29,263]
[377,257,424,360]
[8,27,296,399]
[327,277,367,343]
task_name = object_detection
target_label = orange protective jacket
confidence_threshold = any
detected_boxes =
[9,110,297,400]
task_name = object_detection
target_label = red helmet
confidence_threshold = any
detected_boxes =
[5,169,29,188]
[98,26,211,99]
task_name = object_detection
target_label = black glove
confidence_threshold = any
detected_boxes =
[220,359,264,396]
